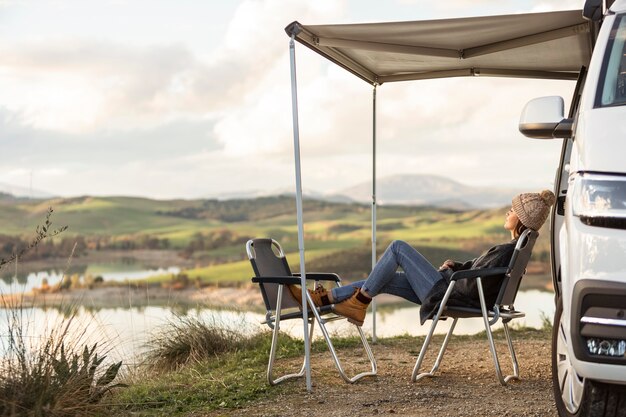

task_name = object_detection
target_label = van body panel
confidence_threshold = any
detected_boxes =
[573,107,626,173]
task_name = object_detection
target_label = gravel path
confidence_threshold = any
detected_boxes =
[209,332,556,417]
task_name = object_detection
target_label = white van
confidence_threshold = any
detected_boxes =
[519,1,626,415]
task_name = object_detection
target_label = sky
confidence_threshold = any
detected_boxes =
[0,0,583,199]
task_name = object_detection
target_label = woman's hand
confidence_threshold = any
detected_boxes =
[439,259,456,271]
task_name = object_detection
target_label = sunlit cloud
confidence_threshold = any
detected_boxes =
[528,1,583,12]
[0,0,584,198]
[0,0,347,135]
[5,168,32,179]
[39,168,67,177]
[393,0,582,18]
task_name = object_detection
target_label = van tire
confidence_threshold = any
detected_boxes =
[552,299,626,417]
[586,381,626,417]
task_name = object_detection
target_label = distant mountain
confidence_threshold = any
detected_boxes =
[215,174,523,209]
[337,174,523,209]
[0,182,55,199]
[217,187,355,204]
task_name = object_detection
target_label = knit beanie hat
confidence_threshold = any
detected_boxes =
[512,190,556,231]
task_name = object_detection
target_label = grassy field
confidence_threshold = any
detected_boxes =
[0,194,551,286]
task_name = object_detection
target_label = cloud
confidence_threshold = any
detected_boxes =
[0,0,584,198]
[398,0,501,8]
[208,0,582,169]
[0,0,348,135]
[528,1,583,12]
[395,0,582,16]
[0,41,199,131]
[0,0,353,197]
[0,107,223,196]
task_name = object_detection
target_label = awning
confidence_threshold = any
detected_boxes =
[283,9,594,389]
[285,9,593,84]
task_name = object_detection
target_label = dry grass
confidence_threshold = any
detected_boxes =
[0,296,125,417]
[142,313,259,371]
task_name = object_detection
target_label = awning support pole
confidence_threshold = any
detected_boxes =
[289,33,312,392]
[371,83,378,343]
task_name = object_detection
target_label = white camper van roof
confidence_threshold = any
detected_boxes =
[285,9,593,84]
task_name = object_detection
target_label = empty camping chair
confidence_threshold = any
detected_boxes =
[412,228,538,386]
[246,238,377,385]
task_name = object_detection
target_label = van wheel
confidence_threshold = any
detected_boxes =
[553,299,586,415]
[552,299,626,417]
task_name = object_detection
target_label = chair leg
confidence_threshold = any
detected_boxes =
[412,282,457,382]
[267,285,314,385]
[307,291,377,383]
[477,277,512,386]
[502,321,520,383]
[432,318,457,373]
[481,315,506,386]
[412,315,457,381]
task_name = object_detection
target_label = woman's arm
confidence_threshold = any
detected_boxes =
[439,258,474,271]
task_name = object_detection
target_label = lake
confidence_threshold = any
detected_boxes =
[0,262,181,294]
[0,261,555,366]
[0,289,555,367]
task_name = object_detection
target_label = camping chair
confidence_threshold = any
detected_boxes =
[246,238,377,385]
[412,229,538,386]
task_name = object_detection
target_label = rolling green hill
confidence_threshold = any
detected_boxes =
[0,195,550,284]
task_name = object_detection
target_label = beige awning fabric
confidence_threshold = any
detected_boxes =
[285,10,593,85]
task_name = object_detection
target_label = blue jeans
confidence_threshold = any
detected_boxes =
[331,240,443,304]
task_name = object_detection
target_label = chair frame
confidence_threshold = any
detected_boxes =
[247,238,377,385]
[412,229,538,386]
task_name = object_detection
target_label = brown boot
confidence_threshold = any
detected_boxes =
[287,284,331,308]
[332,289,371,326]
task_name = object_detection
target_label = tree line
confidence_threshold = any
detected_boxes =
[0,229,250,262]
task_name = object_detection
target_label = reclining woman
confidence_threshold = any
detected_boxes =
[289,190,555,326]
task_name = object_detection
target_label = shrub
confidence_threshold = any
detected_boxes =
[143,314,259,371]
[377,221,406,231]
[0,306,125,417]
[0,207,125,416]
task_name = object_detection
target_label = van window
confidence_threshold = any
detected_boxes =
[598,14,626,107]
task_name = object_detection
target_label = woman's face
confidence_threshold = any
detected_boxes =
[504,207,520,231]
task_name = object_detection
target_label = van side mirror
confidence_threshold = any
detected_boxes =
[519,96,573,139]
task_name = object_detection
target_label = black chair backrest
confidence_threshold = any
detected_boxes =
[247,238,299,310]
[496,229,539,307]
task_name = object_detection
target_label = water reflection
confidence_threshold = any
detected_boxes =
[0,264,180,294]
[275,290,554,339]
[0,290,554,365]
[0,265,89,284]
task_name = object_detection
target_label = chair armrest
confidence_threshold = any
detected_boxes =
[292,272,341,282]
[251,276,302,285]
[450,267,509,282]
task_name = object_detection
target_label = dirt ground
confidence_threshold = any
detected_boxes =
[209,333,556,417]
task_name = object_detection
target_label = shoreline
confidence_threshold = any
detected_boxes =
[1,273,553,311]
[1,283,264,311]
[1,249,196,276]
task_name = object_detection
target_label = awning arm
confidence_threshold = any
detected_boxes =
[463,23,589,58]
[379,67,580,83]
[286,22,378,85]
[316,37,460,59]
